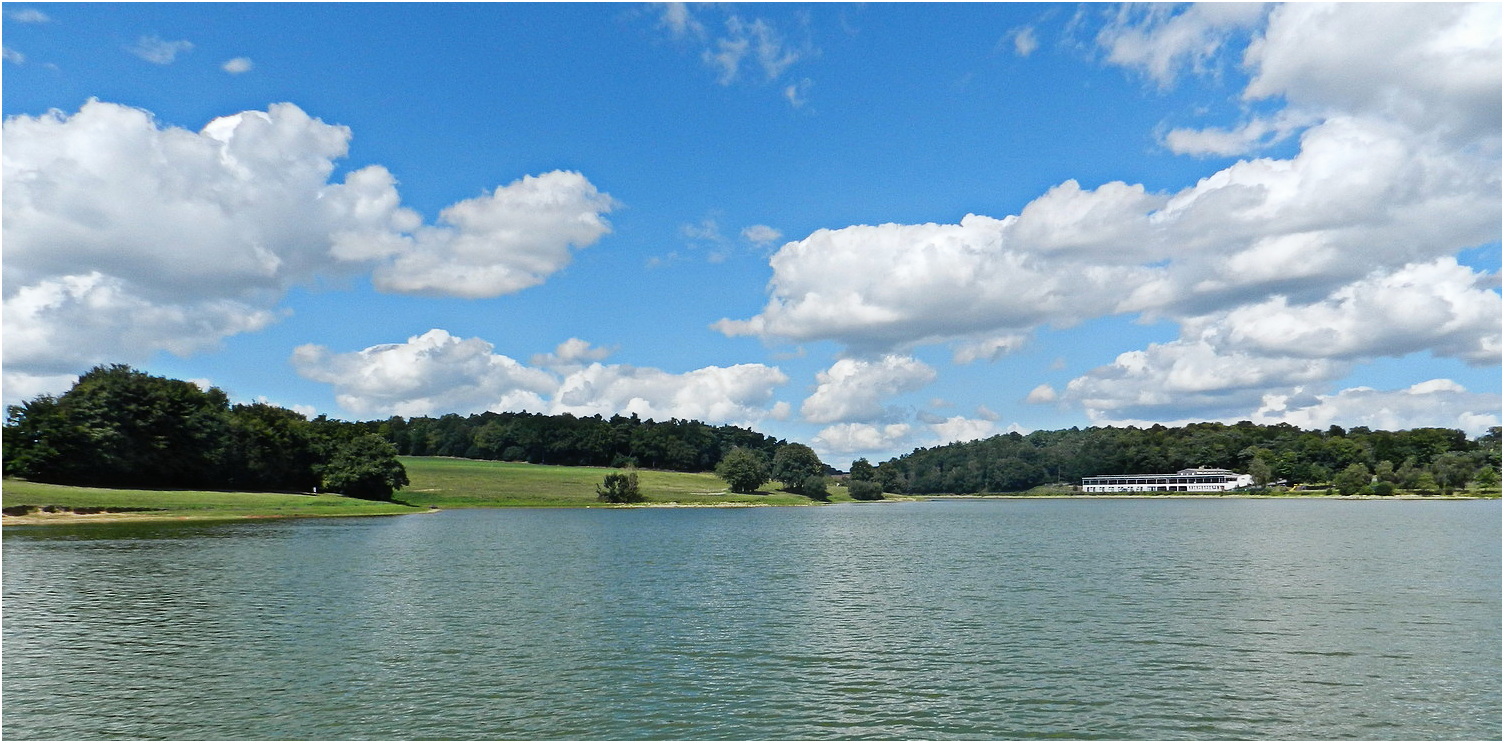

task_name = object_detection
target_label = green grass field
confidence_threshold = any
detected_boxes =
[2,479,425,522]
[396,456,853,507]
[1,457,874,523]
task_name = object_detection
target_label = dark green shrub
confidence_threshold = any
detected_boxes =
[848,480,885,501]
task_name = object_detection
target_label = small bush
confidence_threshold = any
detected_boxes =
[1372,481,1395,496]
[596,470,645,503]
[801,475,829,500]
[848,480,885,501]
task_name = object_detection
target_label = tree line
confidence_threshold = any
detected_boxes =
[378,410,788,472]
[4,365,409,500]
[869,421,1502,496]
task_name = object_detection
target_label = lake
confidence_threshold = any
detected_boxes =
[3,499,1499,740]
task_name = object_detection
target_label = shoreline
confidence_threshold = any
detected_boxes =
[5,492,1491,526]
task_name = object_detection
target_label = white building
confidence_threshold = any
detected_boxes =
[1081,468,1254,493]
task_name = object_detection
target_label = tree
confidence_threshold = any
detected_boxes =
[715,447,768,494]
[848,458,876,482]
[848,480,885,500]
[771,443,825,493]
[1333,463,1371,496]
[1247,456,1273,487]
[801,475,829,500]
[596,470,644,503]
[322,435,410,501]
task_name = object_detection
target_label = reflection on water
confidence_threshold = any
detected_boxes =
[4,500,1499,740]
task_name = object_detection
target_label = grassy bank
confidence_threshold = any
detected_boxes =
[1,457,876,524]
[2,479,426,524]
[397,456,860,507]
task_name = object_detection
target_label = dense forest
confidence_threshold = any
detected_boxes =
[3,365,408,499]
[870,421,1502,496]
[377,411,788,471]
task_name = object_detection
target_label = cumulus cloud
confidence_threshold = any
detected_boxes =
[1064,336,1348,424]
[292,329,789,425]
[1249,380,1501,437]
[1211,258,1501,366]
[722,4,1499,435]
[812,422,914,458]
[130,34,193,64]
[370,171,615,297]
[2,100,615,401]
[800,355,937,424]
[222,57,254,74]
[529,338,615,372]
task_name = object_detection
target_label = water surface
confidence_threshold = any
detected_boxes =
[4,499,1498,739]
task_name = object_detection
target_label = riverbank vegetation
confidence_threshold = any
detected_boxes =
[871,422,1501,497]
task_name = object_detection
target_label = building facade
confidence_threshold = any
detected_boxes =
[1081,468,1254,493]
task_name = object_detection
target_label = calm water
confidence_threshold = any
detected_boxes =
[3,499,1499,740]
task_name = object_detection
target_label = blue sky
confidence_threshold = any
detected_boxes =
[4,2,1500,467]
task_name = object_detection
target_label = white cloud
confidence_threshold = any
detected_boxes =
[952,333,1028,364]
[927,416,999,446]
[812,422,914,457]
[1063,336,1348,425]
[720,5,1500,442]
[1250,380,1501,437]
[1243,3,1501,147]
[551,362,788,424]
[291,329,789,425]
[130,34,194,64]
[3,47,24,64]
[1212,258,1501,366]
[659,5,811,98]
[800,355,937,424]
[370,171,615,297]
[1009,26,1039,57]
[529,338,615,372]
[222,57,254,74]
[659,2,705,40]
[2,100,615,401]
[291,329,557,419]
[783,78,812,108]
[1025,384,1058,404]
[9,8,50,23]
[1096,3,1267,87]
[741,224,783,246]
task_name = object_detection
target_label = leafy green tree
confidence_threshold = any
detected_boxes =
[848,458,876,482]
[322,435,410,501]
[3,365,232,488]
[1412,471,1440,495]
[771,443,825,493]
[1334,463,1371,496]
[1246,456,1273,487]
[1473,465,1501,492]
[1432,451,1477,494]
[596,470,644,503]
[715,447,768,494]
[848,480,885,501]
[801,475,830,500]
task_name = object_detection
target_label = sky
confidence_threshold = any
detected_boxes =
[3,2,1500,468]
